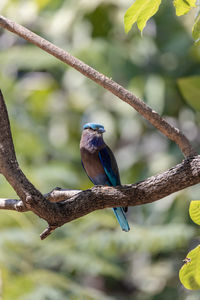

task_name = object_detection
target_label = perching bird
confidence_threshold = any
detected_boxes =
[80,123,130,232]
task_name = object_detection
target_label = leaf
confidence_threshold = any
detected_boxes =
[179,245,200,290]
[173,0,196,16]
[192,15,200,45]
[189,200,200,225]
[124,0,162,33]
[177,76,200,111]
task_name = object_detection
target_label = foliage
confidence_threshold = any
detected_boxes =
[124,0,197,35]
[0,0,200,299]
[192,14,200,45]
[173,0,196,16]
[189,200,200,225]
[181,201,200,291]
[124,0,162,33]
[179,245,200,290]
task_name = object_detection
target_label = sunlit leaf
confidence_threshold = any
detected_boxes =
[177,76,200,110]
[124,0,162,33]
[173,0,196,16]
[179,245,200,290]
[192,15,200,45]
[189,200,200,225]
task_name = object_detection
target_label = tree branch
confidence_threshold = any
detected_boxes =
[0,15,196,157]
[0,90,80,229]
[0,189,81,212]
[0,198,28,212]
[45,155,200,216]
[45,188,82,202]
[1,155,200,227]
[0,16,198,239]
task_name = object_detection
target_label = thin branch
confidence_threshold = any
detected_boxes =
[40,225,57,240]
[0,15,196,157]
[0,198,28,212]
[0,188,81,212]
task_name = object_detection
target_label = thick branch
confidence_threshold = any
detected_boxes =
[0,15,196,157]
[1,156,200,228]
[37,155,200,224]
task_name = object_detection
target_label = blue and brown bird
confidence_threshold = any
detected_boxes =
[80,123,130,232]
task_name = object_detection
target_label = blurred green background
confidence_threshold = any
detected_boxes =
[0,0,200,299]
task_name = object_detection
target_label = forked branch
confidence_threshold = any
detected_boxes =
[0,16,198,239]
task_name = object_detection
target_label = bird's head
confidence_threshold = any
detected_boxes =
[83,123,105,134]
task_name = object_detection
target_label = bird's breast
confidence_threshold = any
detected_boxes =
[80,148,108,185]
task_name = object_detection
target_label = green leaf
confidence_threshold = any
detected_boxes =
[124,0,162,33]
[177,76,200,110]
[179,245,200,290]
[192,15,200,45]
[173,0,196,16]
[189,200,200,225]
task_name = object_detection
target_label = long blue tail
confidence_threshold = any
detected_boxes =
[112,207,130,232]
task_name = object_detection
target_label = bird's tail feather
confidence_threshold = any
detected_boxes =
[112,207,130,232]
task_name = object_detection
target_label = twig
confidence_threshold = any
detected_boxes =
[40,225,57,240]
[0,15,196,157]
[0,188,81,212]
[0,198,28,212]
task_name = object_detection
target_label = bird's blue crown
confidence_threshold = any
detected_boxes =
[83,123,105,133]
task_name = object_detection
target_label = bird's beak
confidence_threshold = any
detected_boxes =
[98,128,105,133]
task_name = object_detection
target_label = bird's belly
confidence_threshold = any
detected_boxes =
[81,151,108,185]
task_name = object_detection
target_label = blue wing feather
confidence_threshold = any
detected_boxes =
[98,146,120,187]
[99,146,130,232]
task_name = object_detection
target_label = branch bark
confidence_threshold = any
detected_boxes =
[0,15,196,158]
[0,189,81,212]
[0,198,27,211]
[1,155,200,224]
[0,90,81,228]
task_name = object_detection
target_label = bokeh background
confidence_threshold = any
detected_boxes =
[0,0,200,299]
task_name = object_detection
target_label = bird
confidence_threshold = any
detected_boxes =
[80,122,130,232]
